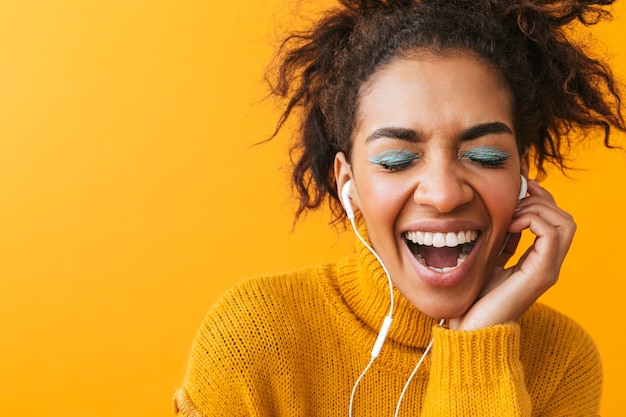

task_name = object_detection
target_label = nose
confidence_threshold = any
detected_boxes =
[412,165,473,213]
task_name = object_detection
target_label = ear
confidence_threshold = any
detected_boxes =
[334,152,361,213]
[520,147,530,178]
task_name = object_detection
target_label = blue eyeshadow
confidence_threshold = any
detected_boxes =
[368,149,419,170]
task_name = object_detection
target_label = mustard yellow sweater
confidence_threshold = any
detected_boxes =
[174,237,602,416]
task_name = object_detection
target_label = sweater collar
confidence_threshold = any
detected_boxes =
[336,215,438,349]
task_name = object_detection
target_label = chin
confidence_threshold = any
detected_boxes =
[408,292,478,321]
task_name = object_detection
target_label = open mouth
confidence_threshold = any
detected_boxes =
[404,230,479,273]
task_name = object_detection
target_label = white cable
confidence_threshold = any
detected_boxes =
[349,217,395,316]
[393,319,446,417]
[348,356,375,417]
[345,209,444,416]
[347,216,396,417]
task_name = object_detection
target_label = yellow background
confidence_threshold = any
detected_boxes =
[0,1,624,416]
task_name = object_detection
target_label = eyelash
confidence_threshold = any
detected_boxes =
[461,147,510,168]
[368,150,419,172]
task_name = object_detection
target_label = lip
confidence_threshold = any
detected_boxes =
[400,220,485,288]
[402,219,483,234]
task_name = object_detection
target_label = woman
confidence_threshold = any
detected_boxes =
[174,0,624,415]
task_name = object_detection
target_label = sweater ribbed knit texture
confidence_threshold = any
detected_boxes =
[174,227,602,416]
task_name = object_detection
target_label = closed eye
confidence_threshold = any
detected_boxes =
[369,149,419,171]
[461,147,510,167]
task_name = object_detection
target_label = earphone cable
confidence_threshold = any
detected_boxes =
[393,319,446,417]
[347,216,396,417]
[349,217,395,316]
[348,356,375,417]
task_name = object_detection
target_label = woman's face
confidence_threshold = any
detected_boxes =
[335,51,527,319]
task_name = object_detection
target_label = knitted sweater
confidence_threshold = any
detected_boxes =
[174,236,602,416]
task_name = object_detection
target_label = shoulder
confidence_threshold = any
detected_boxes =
[192,262,339,355]
[210,262,337,322]
[179,263,341,414]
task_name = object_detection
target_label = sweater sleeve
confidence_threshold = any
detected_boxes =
[421,324,532,416]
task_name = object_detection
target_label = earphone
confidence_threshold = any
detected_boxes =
[518,175,528,200]
[341,181,356,221]
[342,180,395,416]
[341,180,393,359]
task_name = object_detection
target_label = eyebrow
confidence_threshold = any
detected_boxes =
[365,127,419,143]
[364,122,513,143]
[459,122,513,141]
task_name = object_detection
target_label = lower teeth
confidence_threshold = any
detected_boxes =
[415,252,469,272]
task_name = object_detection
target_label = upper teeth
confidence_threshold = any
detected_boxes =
[404,230,478,247]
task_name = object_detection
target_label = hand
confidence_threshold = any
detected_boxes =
[449,180,576,330]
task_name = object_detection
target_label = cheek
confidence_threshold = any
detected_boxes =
[479,180,519,233]
[357,176,410,233]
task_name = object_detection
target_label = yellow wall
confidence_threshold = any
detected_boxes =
[0,1,624,416]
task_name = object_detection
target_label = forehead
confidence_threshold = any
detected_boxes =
[355,51,514,136]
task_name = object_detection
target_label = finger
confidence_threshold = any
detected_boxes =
[511,200,575,234]
[510,212,574,288]
[525,179,556,202]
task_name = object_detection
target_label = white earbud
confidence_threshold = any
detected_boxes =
[341,180,355,220]
[518,175,528,200]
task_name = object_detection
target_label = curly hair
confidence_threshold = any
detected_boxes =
[267,0,625,222]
